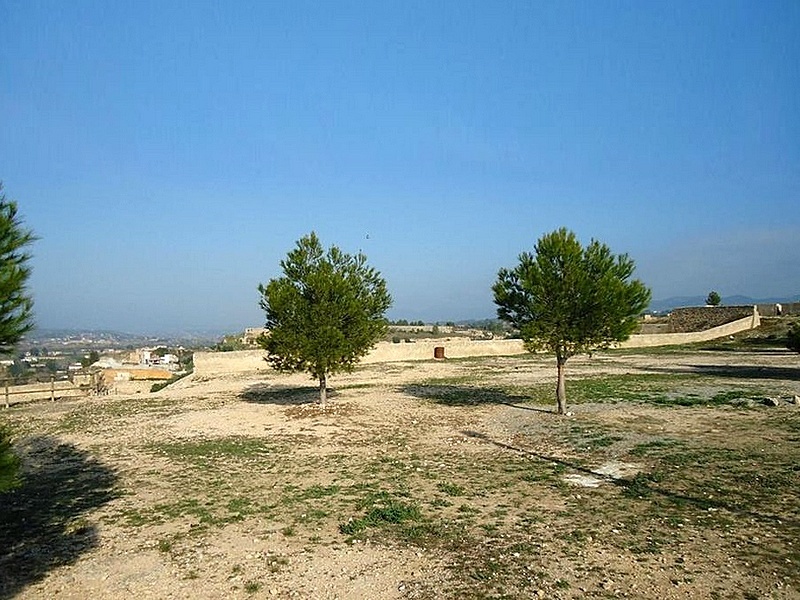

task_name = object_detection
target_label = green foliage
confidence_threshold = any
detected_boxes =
[150,370,190,393]
[214,334,247,352]
[0,183,37,356]
[0,426,21,492]
[257,232,391,402]
[706,291,721,306]
[80,350,99,368]
[787,322,800,353]
[494,228,651,358]
[339,498,422,536]
[0,184,34,490]
[493,228,651,412]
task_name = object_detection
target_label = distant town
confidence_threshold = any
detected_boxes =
[9,292,797,389]
[5,321,507,389]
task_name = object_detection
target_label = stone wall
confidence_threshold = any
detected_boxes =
[667,306,756,333]
[192,350,268,377]
[362,339,526,363]
[757,302,800,317]
[193,311,762,377]
[619,313,760,348]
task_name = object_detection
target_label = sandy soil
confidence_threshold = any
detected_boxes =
[1,349,799,599]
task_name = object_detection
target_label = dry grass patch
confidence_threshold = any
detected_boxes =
[1,348,798,599]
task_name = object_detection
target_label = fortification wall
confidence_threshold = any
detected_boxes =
[667,306,755,333]
[619,312,760,348]
[193,310,760,377]
[192,350,268,376]
[362,339,526,363]
[757,302,800,316]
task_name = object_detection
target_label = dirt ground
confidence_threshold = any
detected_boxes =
[1,349,799,599]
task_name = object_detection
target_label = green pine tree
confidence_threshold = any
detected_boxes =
[0,182,36,492]
[493,227,651,414]
[258,232,392,406]
[0,183,36,354]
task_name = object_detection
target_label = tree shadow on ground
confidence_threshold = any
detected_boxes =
[0,436,119,599]
[643,363,800,382]
[240,384,337,406]
[402,384,553,412]
[461,430,800,529]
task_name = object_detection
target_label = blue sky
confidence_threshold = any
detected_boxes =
[1,1,798,333]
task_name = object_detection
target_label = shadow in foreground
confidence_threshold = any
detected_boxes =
[0,436,119,599]
[240,383,337,406]
[643,363,800,382]
[402,383,554,413]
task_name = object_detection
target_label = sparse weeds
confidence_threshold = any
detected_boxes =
[563,374,769,407]
[340,498,421,536]
[10,347,800,600]
[148,436,275,463]
[436,481,465,496]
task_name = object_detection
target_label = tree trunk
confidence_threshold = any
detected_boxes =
[556,355,567,414]
[318,373,327,407]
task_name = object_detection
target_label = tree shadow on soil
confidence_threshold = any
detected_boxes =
[402,384,553,413]
[643,364,800,382]
[462,430,800,529]
[0,436,119,599]
[240,384,337,406]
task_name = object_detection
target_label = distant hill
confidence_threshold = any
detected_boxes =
[25,328,224,348]
[649,294,800,314]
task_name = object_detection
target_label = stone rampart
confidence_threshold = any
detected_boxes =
[668,306,755,333]
[362,339,526,363]
[757,302,800,317]
[619,312,760,348]
[193,310,761,377]
[192,350,268,376]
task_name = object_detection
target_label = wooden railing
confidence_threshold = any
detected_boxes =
[2,377,87,408]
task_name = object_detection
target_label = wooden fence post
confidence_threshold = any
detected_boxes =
[51,376,55,401]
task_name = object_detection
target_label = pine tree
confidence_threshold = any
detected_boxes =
[0,183,36,354]
[493,228,651,414]
[0,182,36,492]
[258,232,391,406]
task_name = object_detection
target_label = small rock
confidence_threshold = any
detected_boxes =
[789,395,800,405]
[762,397,780,407]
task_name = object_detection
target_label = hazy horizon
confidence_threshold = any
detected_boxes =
[2,2,798,334]
[27,291,800,338]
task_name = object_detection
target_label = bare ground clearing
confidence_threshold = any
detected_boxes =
[1,349,799,599]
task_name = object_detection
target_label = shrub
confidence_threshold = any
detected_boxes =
[0,426,20,492]
[787,322,800,353]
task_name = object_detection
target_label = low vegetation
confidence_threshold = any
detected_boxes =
[0,341,798,598]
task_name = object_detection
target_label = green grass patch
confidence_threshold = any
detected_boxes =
[339,498,422,535]
[147,436,275,463]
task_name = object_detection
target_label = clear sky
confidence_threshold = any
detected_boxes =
[1,1,798,334]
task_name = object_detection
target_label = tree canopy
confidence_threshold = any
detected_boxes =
[493,227,651,414]
[0,184,36,355]
[787,322,800,354]
[706,291,721,306]
[258,232,392,405]
[0,182,35,493]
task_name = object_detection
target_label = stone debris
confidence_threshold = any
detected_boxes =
[563,461,642,488]
[761,396,800,407]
